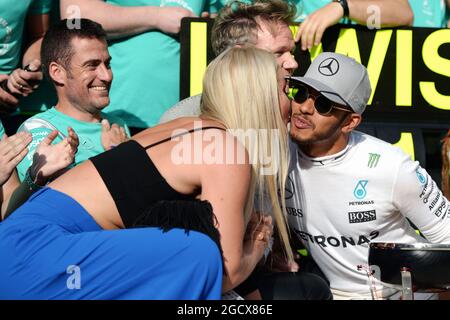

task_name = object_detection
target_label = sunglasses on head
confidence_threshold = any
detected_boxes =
[287,82,352,116]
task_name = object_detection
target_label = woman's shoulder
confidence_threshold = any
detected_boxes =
[134,118,228,145]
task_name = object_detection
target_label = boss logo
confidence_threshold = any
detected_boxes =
[348,210,376,224]
[287,206,303,217]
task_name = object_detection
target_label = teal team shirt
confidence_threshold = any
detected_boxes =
[0,120,5,138]
[19,1,61,114]
[292,0,352,23]
[409,0,448,28]
[0,0,55,114]
[0,0,51,73]
[292,0,334,22]
[16,107,130,182]
[104,0,219,128]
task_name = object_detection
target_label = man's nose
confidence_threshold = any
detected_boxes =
[282,54,298,74]
[97,64,113,82]
[292,96,314,115]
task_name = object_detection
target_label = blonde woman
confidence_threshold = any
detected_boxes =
[0,47,291,299]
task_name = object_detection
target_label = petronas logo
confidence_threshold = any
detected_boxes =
[368,153,380,168]
[354,180,369,199]
[416,169,426,185]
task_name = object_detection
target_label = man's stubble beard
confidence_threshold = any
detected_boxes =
[291,113,349,150]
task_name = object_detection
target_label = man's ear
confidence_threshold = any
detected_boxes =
[341,113,361,133]
[48,62,66,86]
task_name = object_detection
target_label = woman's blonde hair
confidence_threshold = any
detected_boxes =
[201,46,293,261]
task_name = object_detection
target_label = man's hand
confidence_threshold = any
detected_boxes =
[296,2,344,50]
[101,119,129,151]
[155,7,197,34]
[30,127,79,185]
[6,60,43,97]
[0,74,19,113]
[0,132,32,186]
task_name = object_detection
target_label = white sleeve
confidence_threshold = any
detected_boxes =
[392,155,450,243]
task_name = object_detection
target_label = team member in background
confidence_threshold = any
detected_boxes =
[0,0,52,133]
[16,19,129,182]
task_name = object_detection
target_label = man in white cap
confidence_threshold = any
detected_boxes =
[286,52,450,299]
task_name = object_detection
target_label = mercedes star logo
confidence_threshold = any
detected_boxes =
[318,58,340,76]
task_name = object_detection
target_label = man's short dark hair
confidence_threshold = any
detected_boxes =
[41,19,107,81]
[211,0,297,55]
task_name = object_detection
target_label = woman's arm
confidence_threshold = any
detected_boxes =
[200,133,271,292]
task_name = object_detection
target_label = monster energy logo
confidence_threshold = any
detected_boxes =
[368,153,380,168]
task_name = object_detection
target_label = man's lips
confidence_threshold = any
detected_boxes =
[291,115,313,129]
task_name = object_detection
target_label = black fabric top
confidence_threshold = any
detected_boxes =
[90,126,226,228]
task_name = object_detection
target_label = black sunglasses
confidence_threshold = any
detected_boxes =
[287,82,352,116]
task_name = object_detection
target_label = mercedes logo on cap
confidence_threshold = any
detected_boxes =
[318,57,340,76]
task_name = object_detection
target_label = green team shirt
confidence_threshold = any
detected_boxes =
[104,0,218,128]
[16,107,130,182]
[409,0,448,28]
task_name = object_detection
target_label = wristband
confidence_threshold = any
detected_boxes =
[24,168,46,192]
[332,0,350,18]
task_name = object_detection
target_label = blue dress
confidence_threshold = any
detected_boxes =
[0,187,223,299]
